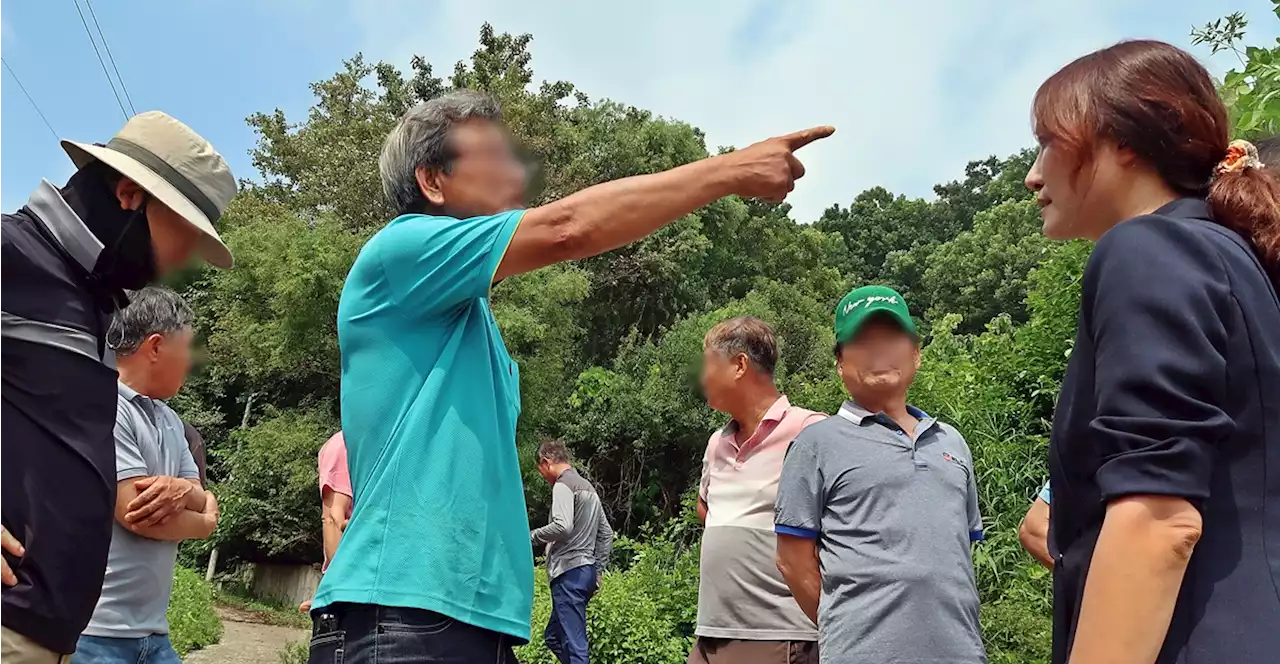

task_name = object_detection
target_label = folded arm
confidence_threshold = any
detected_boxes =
[116,478,218,541]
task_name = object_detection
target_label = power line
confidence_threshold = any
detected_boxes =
[71,0,129,121]
[83,0,135,115]
[2,57,61,140]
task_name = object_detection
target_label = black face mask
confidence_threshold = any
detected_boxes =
[61,161,160,292]
[98,199,158,291]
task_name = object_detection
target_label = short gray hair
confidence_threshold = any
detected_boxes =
[379,90,502,215]
[108,286,194,356]
[537,439,572,464]
[704,316,779,377]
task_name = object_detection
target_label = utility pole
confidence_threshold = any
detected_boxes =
[206,393,257,583]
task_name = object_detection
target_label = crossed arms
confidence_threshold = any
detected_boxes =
[115,475,217,541]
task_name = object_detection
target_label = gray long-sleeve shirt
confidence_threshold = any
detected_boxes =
[530,468,614,580]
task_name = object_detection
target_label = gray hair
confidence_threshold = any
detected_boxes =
[704,316,779,377]
[537,439,572,464]
[378,90,503,215]
[108,286,194,356]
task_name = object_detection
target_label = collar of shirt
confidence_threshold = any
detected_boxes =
[117,380,158,423]
[26,179,104,273]
[719,395,793,459]
[838,400,937,443]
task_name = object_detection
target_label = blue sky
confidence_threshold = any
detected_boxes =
[3,0,1278,222]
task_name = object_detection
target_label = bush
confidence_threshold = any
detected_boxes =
[279,640,309,664]
[517,518,699,664]
[167,567,223,656]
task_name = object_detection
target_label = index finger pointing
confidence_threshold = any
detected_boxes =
[779,125,835,151]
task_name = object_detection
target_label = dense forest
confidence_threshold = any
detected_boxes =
[172,9,1280,663]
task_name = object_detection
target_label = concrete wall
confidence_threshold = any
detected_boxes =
[250,563,321,605]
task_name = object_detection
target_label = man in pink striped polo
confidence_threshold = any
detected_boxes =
[690,316,825,664]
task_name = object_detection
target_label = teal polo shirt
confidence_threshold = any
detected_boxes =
[313,209,532,642]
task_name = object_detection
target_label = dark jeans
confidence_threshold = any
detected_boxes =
[544,565,597,664]
[308,603,518,664]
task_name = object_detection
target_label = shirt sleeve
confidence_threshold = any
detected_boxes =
[594,506,614,572]
[698,433,716,503]
[531,481,576,545]
[1038,482,1052,505]
[1085,217,1234,505]
[115,403,149,482]
[177,443,201,481]
[378,210,525,314]
[318,437,353,498]
[774,432,823,539]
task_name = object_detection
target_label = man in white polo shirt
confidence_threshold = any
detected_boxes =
[692,317,824,664]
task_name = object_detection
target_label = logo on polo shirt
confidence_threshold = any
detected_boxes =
[942,452,954,462]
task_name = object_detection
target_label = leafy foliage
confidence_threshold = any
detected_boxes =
[1193,8,1280,139]
[173,15,1278,664]
[167,567,223,656]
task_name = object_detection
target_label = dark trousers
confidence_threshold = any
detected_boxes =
[544,565,597,664]
[308,603,518,664]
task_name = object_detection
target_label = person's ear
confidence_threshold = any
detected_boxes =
[733,353,749,380]
[913,344,922,371]
[415,167,446,208]
[115,177,146,211]
[141,333,165,362]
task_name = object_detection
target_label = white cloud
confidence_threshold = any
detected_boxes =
[347,0,1275,223]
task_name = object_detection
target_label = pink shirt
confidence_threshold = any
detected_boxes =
[318,431,352,504]
[696,395,826,640]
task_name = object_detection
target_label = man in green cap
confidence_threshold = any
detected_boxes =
[773,286,987,664]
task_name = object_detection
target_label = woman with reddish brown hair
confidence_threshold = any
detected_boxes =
[1026,40,1280,664]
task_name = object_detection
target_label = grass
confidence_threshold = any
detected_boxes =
[217,588,312,630]
[278,640,309,664]
[168,567,224,656]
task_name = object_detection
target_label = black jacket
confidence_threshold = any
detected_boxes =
[1,181,124,653]
[1049,198,1280,663]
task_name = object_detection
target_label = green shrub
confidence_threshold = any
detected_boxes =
[279,640,309,664]
[167,567,223,656]
[518,522,698,664]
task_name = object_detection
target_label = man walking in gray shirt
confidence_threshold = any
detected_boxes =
[531,440,614,664]
[774,286,986,664]
[74,288,219,664]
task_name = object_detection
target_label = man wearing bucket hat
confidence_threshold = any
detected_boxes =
[1,111,236,662]
[774,286,987,664]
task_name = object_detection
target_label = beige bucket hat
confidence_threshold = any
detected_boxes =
[61,111,237,268]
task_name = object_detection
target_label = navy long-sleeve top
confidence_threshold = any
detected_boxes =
[1048,198,1280,664]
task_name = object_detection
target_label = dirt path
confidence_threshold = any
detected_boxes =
[183,606,307,664]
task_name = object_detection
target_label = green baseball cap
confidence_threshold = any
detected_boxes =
[834,285,917,343]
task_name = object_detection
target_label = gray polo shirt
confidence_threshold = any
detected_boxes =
[82,381,200,639]
[530,468,614,580]
[775,402,986,664]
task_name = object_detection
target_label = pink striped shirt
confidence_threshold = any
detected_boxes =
[696,395,825,639]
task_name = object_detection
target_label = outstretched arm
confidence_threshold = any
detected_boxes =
[495,127,835,281]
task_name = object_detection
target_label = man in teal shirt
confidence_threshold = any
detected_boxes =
[309,89,832,662]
